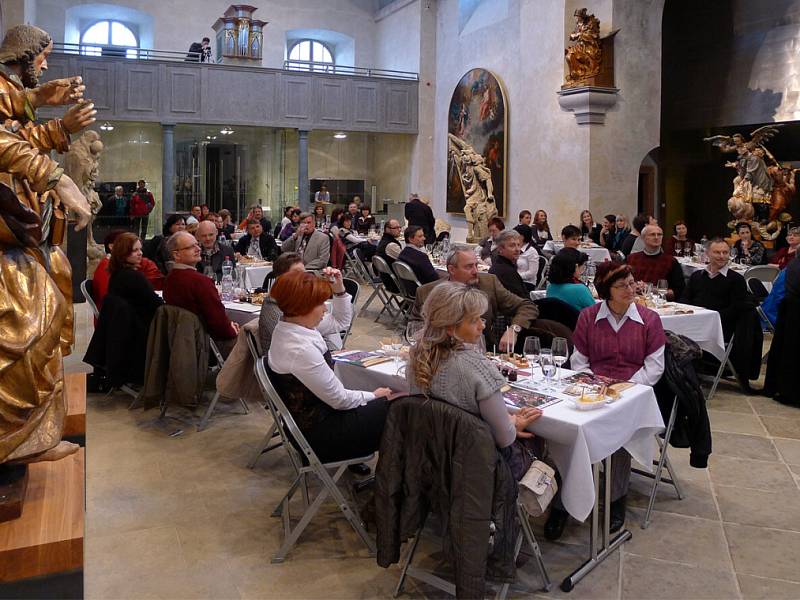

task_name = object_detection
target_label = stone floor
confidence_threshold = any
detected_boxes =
[71,289,800,599]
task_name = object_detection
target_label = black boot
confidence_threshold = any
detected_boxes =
[544,507,569,541]
[610,496,627,533]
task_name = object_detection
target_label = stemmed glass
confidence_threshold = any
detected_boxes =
[656,279,669,307]
[523,336,541,385]
[551,337,568,386]
[729,246,738,263]
[380,333,403,374]
[540,349,556,391]
[405,321,424,348]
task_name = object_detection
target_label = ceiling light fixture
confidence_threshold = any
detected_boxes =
[333,132,347,139]
[99,122,114,131]
[220,126,234,135]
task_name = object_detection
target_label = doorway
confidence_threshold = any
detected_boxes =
[205,143,246,216]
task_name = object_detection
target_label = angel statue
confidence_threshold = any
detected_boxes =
[448,133,497,243]
[704,125,781,224]
[0,25,95,474]
[64,129,105,275]
[564,8,602,87]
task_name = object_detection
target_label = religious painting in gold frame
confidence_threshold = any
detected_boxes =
[447,68,507,218]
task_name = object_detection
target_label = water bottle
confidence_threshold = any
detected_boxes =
[222,257,233,279]
[221,273,233,301]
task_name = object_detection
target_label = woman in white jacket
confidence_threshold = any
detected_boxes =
[514,224,540,287]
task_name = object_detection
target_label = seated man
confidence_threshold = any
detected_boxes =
[281,212,331,270]
[196,220,235,279]
[681,238,762,390]
[489,229,530,299]
[560,224,581,250]
[235,219,279,261]
[626,225,685,301]
[259,253,352,353]
[376,219,403,265]
[163,231,239,355]
[185,204,202,225]
[397,225,439,285]
[412,249,571,352]
[479,217,505,264]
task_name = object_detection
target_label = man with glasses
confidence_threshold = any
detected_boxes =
[377,220,403,264]
[163,231,239,354]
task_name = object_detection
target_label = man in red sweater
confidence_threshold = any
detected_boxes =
[163,231,239,353]
[626,225,685,301]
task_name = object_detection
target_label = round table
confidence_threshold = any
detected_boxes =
[544,241,611,263]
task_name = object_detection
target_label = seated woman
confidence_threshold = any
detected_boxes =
[546,248,594,311]
[407,282,543,480]
[93,229,163,312]
[532,209,553,249]
[356,204,376,235]
[732,221,766,265]
[268,271,394,462]
[313,203,327,230]
[142,214,186,275]
[218,209,235,239]
[85,232,164,385]
[665,220,694,257]
[338,213,376,259]
[545,262,665,540]
[279,209,302,241]
[514,224,541,287]
[579,210,602,245]
[259,253,352,353]
[770,225,799,270]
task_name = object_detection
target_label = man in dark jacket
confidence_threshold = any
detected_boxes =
[489,229,530,299]
[195,220,235,278]
[235,219,279,260]
[404,193,436,245]
[396,225,438,285]
[376,219,402,265]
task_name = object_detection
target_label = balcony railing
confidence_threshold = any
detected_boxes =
[52,43,419,80]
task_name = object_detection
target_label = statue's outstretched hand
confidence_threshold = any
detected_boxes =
[62,100,96,134]
[30,77,85,107]
[54,174,91,231]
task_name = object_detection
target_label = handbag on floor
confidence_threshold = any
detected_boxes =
[519,460,558,517]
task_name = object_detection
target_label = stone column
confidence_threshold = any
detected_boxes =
[161,123,176,215]
[297,129,310,211]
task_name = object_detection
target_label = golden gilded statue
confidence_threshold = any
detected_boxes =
[564,9,602,87]
[0,25,95,465]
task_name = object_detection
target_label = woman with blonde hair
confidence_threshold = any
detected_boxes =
[407,282,542,479]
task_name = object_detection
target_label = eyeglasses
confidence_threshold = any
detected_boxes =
[611,280,637,290]
[177,243,200,252]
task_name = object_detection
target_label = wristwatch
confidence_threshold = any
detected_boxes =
[511,324,522,334]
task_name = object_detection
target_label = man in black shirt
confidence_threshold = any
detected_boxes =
[376,219,402,266]
[397,225,438,286]
[489,229,530,299]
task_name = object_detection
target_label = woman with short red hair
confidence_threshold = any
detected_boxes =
[268,271,395,462]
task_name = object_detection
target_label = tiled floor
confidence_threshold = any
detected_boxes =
[71,291,800,599]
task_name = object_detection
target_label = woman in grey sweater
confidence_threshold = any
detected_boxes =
[406,281,542,479]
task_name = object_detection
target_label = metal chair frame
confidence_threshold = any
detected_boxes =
[707,334,738,401]
[372,256,408,322]
[393,502,551,598]
[535,256,551,290]
[631,395,684,529]
[339,277,360,348]
[245,330,282,469]
[389,260,421,321]
[197,337,250,431]
[744,264,780,297]
[80,278,100,319]
[253,357,376,563]
[353,248,393,317]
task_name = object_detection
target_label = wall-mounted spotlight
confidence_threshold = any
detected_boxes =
[333,132,347,139]
[220,126,234,135]
[99,122,114,131]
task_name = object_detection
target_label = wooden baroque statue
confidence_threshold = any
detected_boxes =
[448,133,497,243]
[564,9,602,87]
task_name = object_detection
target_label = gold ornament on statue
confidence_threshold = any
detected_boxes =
[0,25,95,519]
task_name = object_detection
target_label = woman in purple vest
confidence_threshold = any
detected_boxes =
[544,262,666,541]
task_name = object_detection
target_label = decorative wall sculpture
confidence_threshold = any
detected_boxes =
[212,5,267,64]
[562,8,615,89]
[447,68,506,241]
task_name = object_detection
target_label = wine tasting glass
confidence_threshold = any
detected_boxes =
[523,336,541,384]
[729,246,737,262]
[657,279,669,306]
[540,349,556,391]
[551,337,568,385]
[405,321,424,348]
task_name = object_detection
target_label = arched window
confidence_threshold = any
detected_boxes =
[81,20,138,58]
[288,39,334,72]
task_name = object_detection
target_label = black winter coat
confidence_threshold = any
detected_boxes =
[375,396,518,599]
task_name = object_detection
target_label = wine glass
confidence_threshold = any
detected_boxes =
[551,337,568,385]
[203,265,215,280]
[656,279,669,307]
[729,246,738,263]
[380,333,403,374]
[540,349,556,392]
[523,336,541,384]
[405,321,424,348]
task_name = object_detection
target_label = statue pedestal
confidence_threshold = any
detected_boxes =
[557,86,619,125]
[0,465,28,523]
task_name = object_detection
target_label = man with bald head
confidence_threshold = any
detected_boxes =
[195,220,235,279]
[163,231,238,351]
[626,224,684,300]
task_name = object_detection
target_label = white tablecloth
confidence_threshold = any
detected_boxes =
[223,301,261,325]
[544,241,611,263]
[677,258,748,279]
[656,304,726,361]
[335,358,663,523]
[240,264,272,289]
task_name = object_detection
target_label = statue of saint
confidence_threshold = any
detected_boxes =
[448,133,497,243]
[564,9,602,87]
[0,25,94,465]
